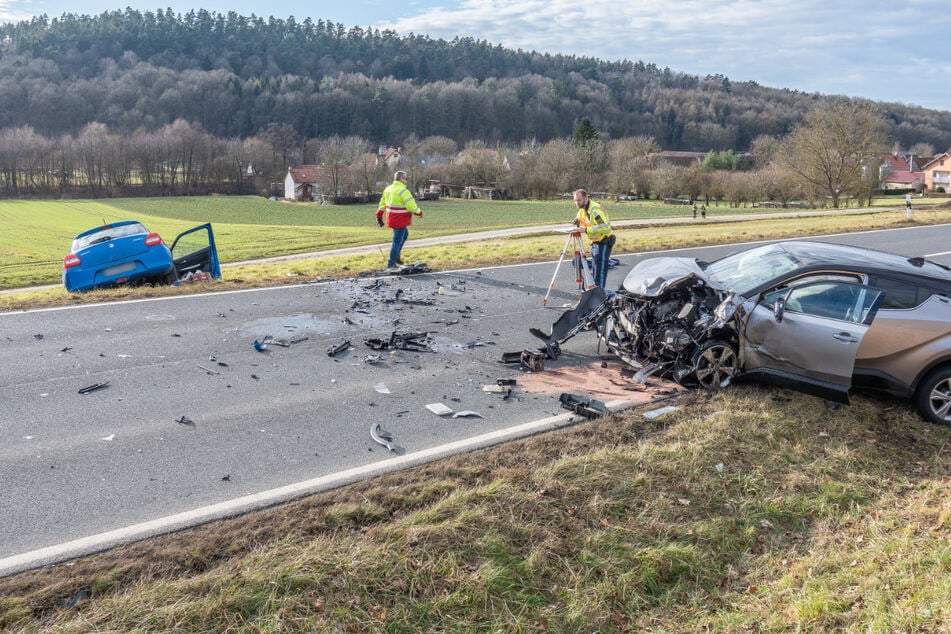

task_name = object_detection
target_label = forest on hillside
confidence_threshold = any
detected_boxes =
[1,9,950,152]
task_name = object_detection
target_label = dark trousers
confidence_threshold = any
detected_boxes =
[590,234,616,288]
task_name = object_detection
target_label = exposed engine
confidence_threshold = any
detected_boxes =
[600,280,734,383]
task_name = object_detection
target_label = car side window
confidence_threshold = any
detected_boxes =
[760,273,862,307]
[865,275,933,309]
[782,281,878,324]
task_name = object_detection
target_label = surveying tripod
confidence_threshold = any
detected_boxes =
[542,229,595,306]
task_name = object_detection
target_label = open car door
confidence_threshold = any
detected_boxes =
[169,223,221,282]
[741,281,884,404]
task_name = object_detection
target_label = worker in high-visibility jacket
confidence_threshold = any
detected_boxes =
[573,189,616,289]
[376,170,422,269]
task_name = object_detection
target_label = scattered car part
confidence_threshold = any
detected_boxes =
[327,340,352,357]
[253,339,267,352]
[426,403,455,416]
[642,405,679,420]
[176,416,195,426]
[78,382,109,394]
[370,423,396,451]
[452,410,484,419]
[374,383,391,394]
[559,392,608,419]
[365,331,433,352]
[482,384,512,398]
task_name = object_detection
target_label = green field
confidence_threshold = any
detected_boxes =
[0,196,826,290]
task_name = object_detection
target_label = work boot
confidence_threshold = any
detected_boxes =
[395,257,404,265]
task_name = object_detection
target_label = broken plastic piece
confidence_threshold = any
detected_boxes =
[425,402,454,416]
[643,405,679,420]
[363,354,384,364]
[452,410,484,419]
[370,423,396,451]
[497,378,517,386]
[176,416,195,426]
[374,383,391,394]
[253,339,267,352]
[365,331,434,353]
[559,392,609,419]
[327,340,352,357]
[520,350,547,372]
[78,381,110,394]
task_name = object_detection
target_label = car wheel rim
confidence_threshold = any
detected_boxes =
[695,345,738,390]
[929,377,951,422]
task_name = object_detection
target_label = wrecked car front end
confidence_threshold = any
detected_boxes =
[598,257,746,387]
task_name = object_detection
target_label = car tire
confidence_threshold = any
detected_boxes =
[691,339,739,391]
[914,366,951,425]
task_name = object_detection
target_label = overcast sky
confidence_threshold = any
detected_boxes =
[3,0,949,112]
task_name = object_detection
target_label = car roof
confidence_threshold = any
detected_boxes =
[776,240,951,285]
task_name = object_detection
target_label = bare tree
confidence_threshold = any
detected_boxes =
[781,100,887,208]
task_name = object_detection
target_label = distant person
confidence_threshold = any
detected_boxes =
[376,170,422,269]
[905,192,913,220]
[692,202,698,218]
[700,204,707,219]
[573,189,616,289]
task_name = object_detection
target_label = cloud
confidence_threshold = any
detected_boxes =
[375,0,950,109]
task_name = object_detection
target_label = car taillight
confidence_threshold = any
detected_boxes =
[145,233,164,247]
[63,254,81,269]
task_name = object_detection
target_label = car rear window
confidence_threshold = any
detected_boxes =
[867,276,935,309]
[72,223,149,252]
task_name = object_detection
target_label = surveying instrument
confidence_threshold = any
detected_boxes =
[542,227,595,306]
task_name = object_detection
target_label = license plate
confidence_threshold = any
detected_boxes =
[103,262,136,276]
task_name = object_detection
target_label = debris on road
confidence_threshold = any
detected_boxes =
[365,331,434,352]
[78,381,109,394]
[370,423,397,451]
[559,392,609,419]
[327,340,351,357]
[374,383,391,394]
[426,402,454,416]
[176,416,195,426]
[452,410,484,419]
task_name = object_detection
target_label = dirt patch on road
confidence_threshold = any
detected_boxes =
[515,355,683,404]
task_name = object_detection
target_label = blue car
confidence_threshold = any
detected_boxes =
[63,220,221,292]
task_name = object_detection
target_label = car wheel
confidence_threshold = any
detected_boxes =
[691,339,739,390]
[914,367,951,425]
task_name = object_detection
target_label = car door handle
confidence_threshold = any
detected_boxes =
[833,332,858,343]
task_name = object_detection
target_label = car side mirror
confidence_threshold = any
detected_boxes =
[773,297,785,323]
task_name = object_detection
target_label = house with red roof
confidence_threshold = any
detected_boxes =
[284,165,325,201]
[879,153,924,192]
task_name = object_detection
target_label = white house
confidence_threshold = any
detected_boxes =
[284,165,324,201]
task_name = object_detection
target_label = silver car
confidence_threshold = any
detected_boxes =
[538,240,951,424]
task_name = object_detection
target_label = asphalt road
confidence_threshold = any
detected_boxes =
[2,222,951,575]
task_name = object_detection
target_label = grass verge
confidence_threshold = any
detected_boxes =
[1,388,948,631]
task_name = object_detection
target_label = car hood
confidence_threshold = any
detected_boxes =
[621,256,727,297]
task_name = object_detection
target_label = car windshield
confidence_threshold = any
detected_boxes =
[71,223,148,252]
[703,243,802,295]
